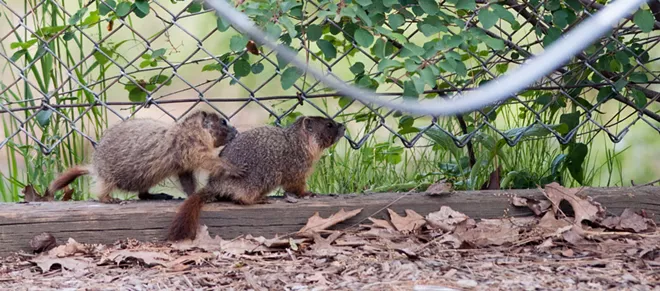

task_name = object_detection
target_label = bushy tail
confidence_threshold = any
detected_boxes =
[168,193,205,241]
[44,166,90,197]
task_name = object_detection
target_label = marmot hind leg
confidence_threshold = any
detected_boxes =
[94,179,119,204]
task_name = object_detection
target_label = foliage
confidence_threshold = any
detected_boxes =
[0,0,657,200]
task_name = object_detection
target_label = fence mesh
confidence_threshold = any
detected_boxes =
[0,0,658,156]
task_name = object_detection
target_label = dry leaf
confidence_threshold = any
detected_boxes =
[100,250,171,266]
[426,180,454,195]
[388,209,426,233]
[455,219,520,247]
[600,208,656,233]
[246,40,260,55]
[171,225,263,255]
[250,235,307,248]
[543,183,606,225]
[31,256,93,273]
[298,208,362,234]
[22,185,53,202]
[425,206,469,232]
[307,272,330,286]
[368,217,396,231]
[48,238,89,257]
[61,185,74,201]
[481,166,501,190]
[512,196,552,216]
[537,211,571,234]
[307,232,348,257]
[29,233,56,253]
[164,252,214,270]
[561,248,574,257]
[562,225,588,245]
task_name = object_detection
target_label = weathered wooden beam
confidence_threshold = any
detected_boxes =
[1,186,658,256]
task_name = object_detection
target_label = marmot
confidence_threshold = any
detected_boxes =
[167,116,345,241]
[45,110,246,203]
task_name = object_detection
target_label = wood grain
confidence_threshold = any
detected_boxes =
[1,186,658,256]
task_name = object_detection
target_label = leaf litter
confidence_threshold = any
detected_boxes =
[1,183,659,290]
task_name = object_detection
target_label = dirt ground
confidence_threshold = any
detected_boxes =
[1,183,659,290]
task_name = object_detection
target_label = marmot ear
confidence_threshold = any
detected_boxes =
[302,117,314,132]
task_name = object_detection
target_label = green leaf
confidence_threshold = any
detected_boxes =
[389,14,405,29]
[377,59,401,72]
[419,67,436,87]
[116,2,131,17]
[424,128,461,161]
[134,0,149,15]
[354,28,374,47]
[99,0,116,16]
[93,46,113,65]
[338,96,352,108]
[633,9,654,33]
[629,72,648,83]
[81,11,100,27]
[443,34,463,48]
[216,16,231,32]
[478,8,498,29]
[265,23,282,40]
[418,0,439,15]
[596,87,614,102]
[128,87,147,102]
[317,39,337,59]
[187,2,202,13]
[383,0,399,7]
[404,59,419,72]
[306,24,322,41]
[355,0,372,6]
[403,80,420,98]
[149,74,172,85]
[151,48,166,59]
[229,35,249,52]
[403,43,425,57]
[357,9,374,27]
[542,27,562,47]
[280,67,302,90]
[398,115,414,129]
[63,31,74,41]
[565,143,588,184]
[10,49,27,61]
[68,7,88,25]
[233,59,251,77]
[482,36,504,50]
[251,63,264,74]
[279,17,298,38]
[503,123,567,140]
[560,112,580,138]
[552,9,568,28]
[450,0,476,10]
[36,109,53,127]
[631,89,647,108]
[10,39,37,50]
[492,4,515,24]
[350,62,365,75]
[202,63,223,72]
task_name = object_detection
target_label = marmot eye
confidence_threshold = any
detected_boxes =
[326,122,333,128]
[222,119,228,126]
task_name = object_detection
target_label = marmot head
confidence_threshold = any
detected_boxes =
[183,111,238,147]
[293,116,345,149]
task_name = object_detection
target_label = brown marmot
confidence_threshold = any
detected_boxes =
[45,110,246,203]
[167,116,345,241]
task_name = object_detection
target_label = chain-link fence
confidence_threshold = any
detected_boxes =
[0,0,659,194]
